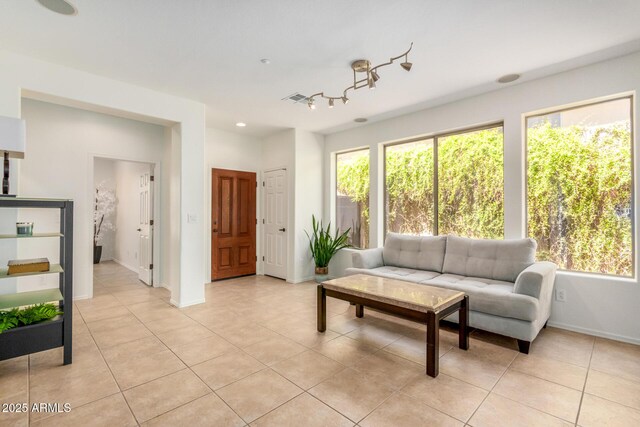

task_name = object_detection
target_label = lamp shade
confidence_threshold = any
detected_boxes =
[0,116,26,159]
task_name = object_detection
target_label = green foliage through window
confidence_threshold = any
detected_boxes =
[384,127,504,239]
[335,97,633,277]
[527,98,632,276]
[336,149,370,248]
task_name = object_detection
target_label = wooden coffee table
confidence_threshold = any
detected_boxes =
[317,274,469,377]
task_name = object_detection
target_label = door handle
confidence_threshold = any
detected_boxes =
[137,228,142,232]
[279,228,286,232]
[213,229,218,233]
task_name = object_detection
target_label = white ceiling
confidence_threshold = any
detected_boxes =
[1,0,640,137]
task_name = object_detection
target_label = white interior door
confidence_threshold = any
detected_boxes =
[263,169,287,279]
[138,171,153,285]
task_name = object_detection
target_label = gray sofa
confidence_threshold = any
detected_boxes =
[345,233,557,353]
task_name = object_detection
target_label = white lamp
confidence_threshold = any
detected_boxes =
[0,116,26,196]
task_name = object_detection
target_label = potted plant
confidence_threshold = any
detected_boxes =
[306,215,351,282]
[94,182,116,264]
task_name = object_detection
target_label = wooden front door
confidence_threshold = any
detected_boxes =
[212,168,256,280]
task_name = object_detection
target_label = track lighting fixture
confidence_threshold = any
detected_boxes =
[305,43,413,109]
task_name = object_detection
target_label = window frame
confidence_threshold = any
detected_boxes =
[382,122,505,239]
[335,146,371,249]
[524,95,635,278]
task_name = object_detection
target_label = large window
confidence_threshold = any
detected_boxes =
[385,139,435,235]
[385,125,504,238]
[438,127,504,238]
[336,149,370,248]
[526,97,633,276]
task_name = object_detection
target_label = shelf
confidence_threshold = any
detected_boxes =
[0,233,63,239]
[0,264,63,280]
[0,288,63,310]
[0,198,71,209]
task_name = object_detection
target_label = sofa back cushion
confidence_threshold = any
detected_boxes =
[383,233,447,273]
[442,235,536,282]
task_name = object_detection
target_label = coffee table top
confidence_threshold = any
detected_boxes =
[322,274,465,313]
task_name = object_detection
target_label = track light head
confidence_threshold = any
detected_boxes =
[308,98,316,110]
[371,70,380,82]
[400,61,412,72]
[368,77,376,89]
[328,98,334,108]
[341,96,349,105]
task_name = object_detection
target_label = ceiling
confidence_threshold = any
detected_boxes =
[1,1,640,137]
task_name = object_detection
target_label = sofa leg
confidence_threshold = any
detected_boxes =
[543,321,548,329]
[517,340,531,354]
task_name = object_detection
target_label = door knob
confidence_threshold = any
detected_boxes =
[279,228,286,232]
[137,228,141,231]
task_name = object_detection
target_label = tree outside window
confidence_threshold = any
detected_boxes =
[527,97,633,276]
[336,149,370,248]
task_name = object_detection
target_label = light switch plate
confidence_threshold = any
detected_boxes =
[187,213,197,223]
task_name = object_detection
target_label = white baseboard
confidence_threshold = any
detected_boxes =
[112,258,138,274]
[170,297,206,308]
[289,275,316,284]
[547,320,640,345]
[73,294,90,301]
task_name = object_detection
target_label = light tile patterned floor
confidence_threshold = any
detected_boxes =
[1,261,639,426]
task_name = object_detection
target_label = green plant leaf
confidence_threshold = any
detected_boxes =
[306,215,352,268]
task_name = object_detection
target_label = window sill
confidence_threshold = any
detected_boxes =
[556,269,636,284]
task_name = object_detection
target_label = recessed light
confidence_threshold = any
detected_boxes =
[260,59,271,65]
[235,122,247,127]
[354,118,368,123]
[497,74,520,84]
[36,0,77,16]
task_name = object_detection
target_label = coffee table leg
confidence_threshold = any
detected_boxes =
[355,304,364,318]
[426,311,439,377]
[317,285,326,332]
[459,295,469,350]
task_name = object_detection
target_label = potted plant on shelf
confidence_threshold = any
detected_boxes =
[306,215,351,282]
[93,182,116,264]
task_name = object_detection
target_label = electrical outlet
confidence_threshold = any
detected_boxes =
[555,289,567,302]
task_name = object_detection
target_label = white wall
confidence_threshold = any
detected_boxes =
[17,100,165,298]
[113,160,152,273]
[325,51,640,344]
[293,130,324,282]
[205,128,263,277]
[93,158,117,261]
[0,49,206,307]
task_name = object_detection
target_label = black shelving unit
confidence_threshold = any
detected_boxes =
[0,198,73,365]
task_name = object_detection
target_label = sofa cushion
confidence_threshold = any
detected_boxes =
[383,233,447,273]
[346,266,441,283]
[421,274,539,322]
[442,236,536,282]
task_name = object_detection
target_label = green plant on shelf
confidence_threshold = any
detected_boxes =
[0,303,63,333]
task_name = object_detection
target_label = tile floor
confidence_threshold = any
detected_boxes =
[1,261,639,426]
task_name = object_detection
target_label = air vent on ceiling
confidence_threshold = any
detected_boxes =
[282,92,309,104]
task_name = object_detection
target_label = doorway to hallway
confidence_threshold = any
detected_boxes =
[93,157,156,286]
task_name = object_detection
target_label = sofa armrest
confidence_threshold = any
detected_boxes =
[351,248,384,269]
[513,261,557,299]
